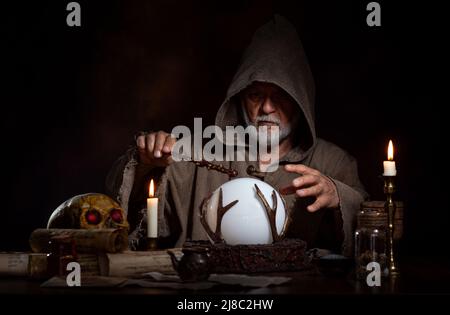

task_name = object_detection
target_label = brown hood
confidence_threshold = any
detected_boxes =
[215,15,316,155]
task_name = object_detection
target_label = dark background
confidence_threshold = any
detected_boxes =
[2,1,446,258]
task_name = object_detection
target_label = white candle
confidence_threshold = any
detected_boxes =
[383,140,397,176]
[147,179,158,238]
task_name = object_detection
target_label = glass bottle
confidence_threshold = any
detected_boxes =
[46,238,78,278]
[46,239,63,278]
[355,210,388,279]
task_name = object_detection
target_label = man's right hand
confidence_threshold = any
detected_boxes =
[136,131,176,167]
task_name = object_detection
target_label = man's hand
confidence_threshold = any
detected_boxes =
[280,164,339,212]
[136,131,176,167]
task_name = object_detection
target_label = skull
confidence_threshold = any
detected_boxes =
[47,193,129,230]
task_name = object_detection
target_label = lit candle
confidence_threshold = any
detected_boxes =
[383,140,397,176]
[147,179,158,238]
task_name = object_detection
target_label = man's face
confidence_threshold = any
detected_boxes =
[241,82,299,141]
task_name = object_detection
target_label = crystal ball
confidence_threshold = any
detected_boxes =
[205,177,286,245]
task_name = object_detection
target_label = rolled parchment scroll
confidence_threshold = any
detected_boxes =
[29,228,128,253]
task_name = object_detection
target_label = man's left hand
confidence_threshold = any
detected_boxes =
[280,164,339,212]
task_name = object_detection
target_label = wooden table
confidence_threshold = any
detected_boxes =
[1,256,449,294]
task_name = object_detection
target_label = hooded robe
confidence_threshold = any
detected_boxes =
[106,15,368,256]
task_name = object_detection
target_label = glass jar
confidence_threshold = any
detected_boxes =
[354,210,388,279]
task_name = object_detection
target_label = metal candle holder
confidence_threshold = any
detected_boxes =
[146,237,158,251]
[383,175,399,276]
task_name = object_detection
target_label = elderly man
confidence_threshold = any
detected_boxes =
[106,16,367,256]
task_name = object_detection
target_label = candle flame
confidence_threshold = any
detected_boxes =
[387,140,394,161]
[149,179,155,197]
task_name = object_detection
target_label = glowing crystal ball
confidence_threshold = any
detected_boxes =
[205,177,287,245]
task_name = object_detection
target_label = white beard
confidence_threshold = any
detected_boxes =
[241,108,295,144]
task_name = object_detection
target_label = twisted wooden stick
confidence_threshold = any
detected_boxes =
[193,160,238,178]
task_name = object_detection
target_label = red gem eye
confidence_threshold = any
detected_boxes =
[110,209,123,223]
[85,209,102,225]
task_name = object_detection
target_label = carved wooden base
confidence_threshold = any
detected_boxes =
[183,239,310,273]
